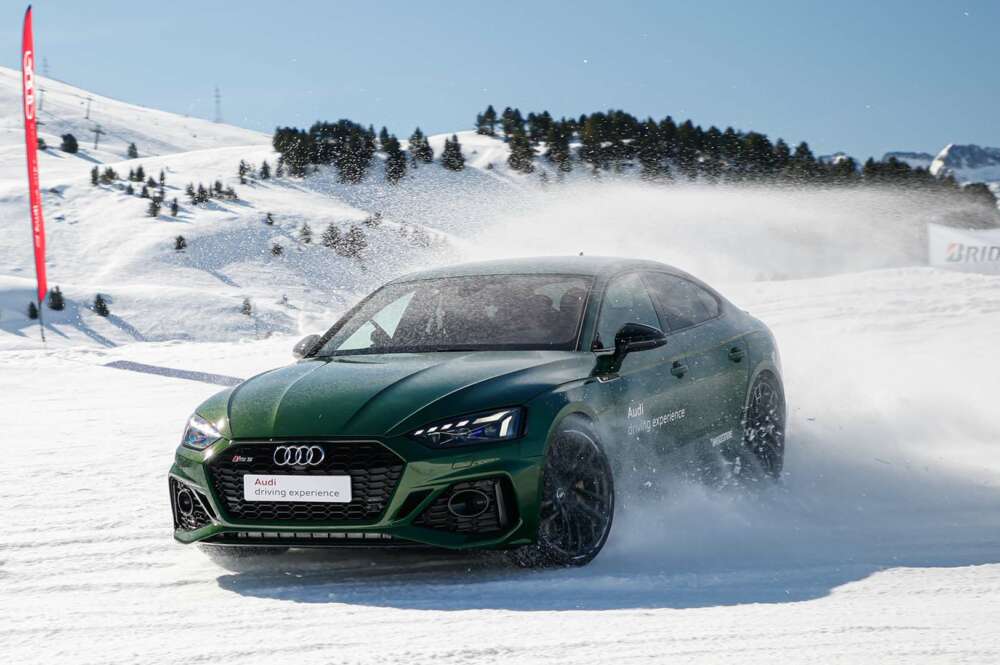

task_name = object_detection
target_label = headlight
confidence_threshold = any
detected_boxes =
[410,408,524,448]
[181,413,222,450]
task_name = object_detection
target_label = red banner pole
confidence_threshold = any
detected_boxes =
[21,5,47,342]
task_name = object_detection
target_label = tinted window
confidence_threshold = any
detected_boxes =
[594,273,661,350]
[317,274,591,356]
[642,272,719,331]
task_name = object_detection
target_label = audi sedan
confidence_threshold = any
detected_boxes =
[168,256,785,566]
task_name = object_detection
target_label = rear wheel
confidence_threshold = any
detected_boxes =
[734,372,786,481]
[510,417,614,567]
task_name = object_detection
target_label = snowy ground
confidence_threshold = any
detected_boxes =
[3,267,1000,664]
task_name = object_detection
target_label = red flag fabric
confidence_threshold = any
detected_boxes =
[21,5,47,304]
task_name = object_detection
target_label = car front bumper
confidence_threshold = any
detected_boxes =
[169,435,545,550]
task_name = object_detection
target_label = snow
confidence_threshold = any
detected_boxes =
[3,68,1000,663]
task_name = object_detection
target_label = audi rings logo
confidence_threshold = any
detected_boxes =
[273,445,325,466]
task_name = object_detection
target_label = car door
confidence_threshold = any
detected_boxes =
[641,272,749,450]
[591,273,700,457]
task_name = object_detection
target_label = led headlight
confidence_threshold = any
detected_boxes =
[410,408,524,448]
[181,413,222,450]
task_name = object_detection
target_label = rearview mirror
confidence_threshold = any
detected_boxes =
[597,322,666,374]
[292,333,321,359]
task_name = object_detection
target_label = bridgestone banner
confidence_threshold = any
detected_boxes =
[928,222,1000,273]
[21,5,47,303]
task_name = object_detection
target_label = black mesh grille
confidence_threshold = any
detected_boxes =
[414,479,510,534]
[208,442,404,525]
[170,477,213,531]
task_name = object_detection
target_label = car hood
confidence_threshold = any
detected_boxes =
[223,351,593,439]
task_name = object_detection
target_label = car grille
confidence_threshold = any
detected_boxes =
[414,478,512,535]
[207,441,404,525]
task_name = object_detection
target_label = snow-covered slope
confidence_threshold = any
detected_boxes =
[0,66,267,178]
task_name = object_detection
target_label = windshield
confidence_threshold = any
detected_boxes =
[316,274,592,356]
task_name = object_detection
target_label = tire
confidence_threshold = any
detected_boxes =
[510,416,615,567]
[733,372,786,482]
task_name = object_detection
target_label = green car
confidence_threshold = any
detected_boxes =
[169,256,784,566]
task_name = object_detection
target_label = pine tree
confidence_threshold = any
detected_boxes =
[127,142,138,159]
[544,122,573,174]
[500,107,524,139]
[47,286,65,311]
[507,130,536,173]
[340,226,368,257]
[196,183,208,204]
[275,158,284,178]
[260,160,271,179]
[128,168,136,182]
[321,223,342,249]
[185,183,196,203]
[100,167,118,184]
[441,135,465,171]
[299,222,313,244]
[384,135,407,183]
[93,294,109,317]
[637,118,666,181]
[174,235,187,251]
[60,134,78,153]
[170,198,179,216]
[145,177,156,188]
[140,185,150,198]
[147,197,161,217]
[135,165,146,182]
[91,166,99,186]
[28,302,39,320]
[271,243,284,256]
[409,128,433,164]
[378,126,391,151]
[125,183,135,195]
[476,105,498,136]
[241,298,252,316]
[159,169,166,187]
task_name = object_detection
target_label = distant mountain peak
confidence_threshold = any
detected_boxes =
[930,144,1000,183]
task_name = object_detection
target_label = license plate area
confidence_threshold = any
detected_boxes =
[243,474,352,503]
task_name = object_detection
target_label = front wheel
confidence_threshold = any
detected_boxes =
[510,417,615,567]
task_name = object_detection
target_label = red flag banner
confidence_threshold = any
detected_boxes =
[21,5,47,304]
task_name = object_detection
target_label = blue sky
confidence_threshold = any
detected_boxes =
[5,0,998,159]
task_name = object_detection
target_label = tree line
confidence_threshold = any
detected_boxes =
[270,104,997,210]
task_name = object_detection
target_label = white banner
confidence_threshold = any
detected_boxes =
[928,223,1000,273]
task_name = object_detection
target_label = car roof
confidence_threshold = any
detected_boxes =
[390,256,683,283]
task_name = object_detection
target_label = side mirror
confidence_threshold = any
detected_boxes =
[596,322,666,374]
[292,333,321,359]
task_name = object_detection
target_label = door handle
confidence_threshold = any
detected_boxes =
[728,347,744,363]
[670,361,687,378]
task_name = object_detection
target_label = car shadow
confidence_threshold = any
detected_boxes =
[212,540,1000,612]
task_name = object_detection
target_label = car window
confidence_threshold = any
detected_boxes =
[320,274,592,355]
[594,273,661,350]
[641,272,719,331]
